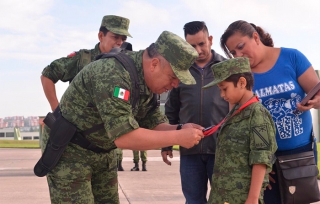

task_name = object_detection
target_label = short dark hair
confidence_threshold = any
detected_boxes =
[220,20,274,58]
[183,21,209,38]
[99,26,109,36]
[146,43,168,69]
[224,72,254,90]
[146,43,160,58]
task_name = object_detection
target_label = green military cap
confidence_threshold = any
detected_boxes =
[101,15,132,37]
[154,31,198,85]
[203,57,251,89]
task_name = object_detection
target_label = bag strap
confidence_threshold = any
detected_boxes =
[92,47,160,134]
[79,49,92,70]
[311,130,315,150]
[96,49,140,110]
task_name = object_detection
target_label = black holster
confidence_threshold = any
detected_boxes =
[34,113,76,177]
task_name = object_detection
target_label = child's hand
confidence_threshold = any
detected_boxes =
[265,171,276,190]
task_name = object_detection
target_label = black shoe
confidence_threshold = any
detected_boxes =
[131,163,139,171]
[118,160,124,171]
[142,161,147,171]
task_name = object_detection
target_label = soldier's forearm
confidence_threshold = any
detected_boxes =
[41,75,59,111]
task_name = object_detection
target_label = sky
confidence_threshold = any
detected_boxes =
[0,0,320,118]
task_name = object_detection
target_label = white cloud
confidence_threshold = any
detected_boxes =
[118,1,171,27]
[0,0,98,65]
[0,0,55,33]
[181,0,320,34]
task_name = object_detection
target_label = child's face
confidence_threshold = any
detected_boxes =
[217,80,243,104]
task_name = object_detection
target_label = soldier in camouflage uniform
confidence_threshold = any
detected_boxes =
[41,15,132,111]
[131,150,147,171]
[41,31,204,204]
[203,57,277,204]
[40,15,131,174]
[115,148,124,171]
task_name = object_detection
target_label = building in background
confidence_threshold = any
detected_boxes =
[0,116,40,140]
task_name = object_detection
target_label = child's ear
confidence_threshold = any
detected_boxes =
[238,77,247,88]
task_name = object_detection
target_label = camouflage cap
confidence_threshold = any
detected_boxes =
[101,15,132,37]
[154,31,198,85]
[203,57,251,89]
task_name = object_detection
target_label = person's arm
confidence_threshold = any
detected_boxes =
[161,89,180,165]
[114,124,203,150]
[41,51,81,111]
[40,75,59,111]
[249,104,277,194]
[245,164,266,204]
[297,66,320,110]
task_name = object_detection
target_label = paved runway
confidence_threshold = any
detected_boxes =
[1,148,320,204]
[0,148,186,204]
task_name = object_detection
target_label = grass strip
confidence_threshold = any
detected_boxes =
[0,140,40,148]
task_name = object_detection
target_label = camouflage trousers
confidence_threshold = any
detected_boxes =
[208,185,264,204]
[115,148,123,161]
[41,126,119,204]
[132,150,147,163]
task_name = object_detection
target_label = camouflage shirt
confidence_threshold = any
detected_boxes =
[41,43,101,83]
[211,101,277,193]
[59,50,168,150]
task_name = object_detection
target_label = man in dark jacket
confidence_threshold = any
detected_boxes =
[161,21,229,204]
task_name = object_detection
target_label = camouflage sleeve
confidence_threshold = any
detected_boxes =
[138,107,168,129]
[248,103,277,173]
[85,59,139,141]
[41,51,81,83]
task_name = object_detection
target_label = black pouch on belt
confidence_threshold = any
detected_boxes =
[34,113,76,177]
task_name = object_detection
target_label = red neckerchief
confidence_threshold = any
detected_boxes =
[203,96,259,137]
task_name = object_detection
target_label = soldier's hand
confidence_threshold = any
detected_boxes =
[183,123,204,131]
[178,128,204,149]
[161,150,173,166]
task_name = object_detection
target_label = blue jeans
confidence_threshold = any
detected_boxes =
[180,154,215,204]
[264,141,318,204]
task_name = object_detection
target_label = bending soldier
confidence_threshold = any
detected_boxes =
[37,31,204,204]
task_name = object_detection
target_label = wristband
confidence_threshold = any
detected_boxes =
[176,124,183,130]
[161,146,173,152]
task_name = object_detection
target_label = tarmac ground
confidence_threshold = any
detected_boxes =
[0,148,187,204]
[1,148,320,204]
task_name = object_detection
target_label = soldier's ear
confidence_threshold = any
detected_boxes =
[98,31,105,41]
[150,58,160,71]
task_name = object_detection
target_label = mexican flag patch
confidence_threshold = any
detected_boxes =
[113,86,130,101]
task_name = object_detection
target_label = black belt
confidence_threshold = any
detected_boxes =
[45,107,115,154]
[71,132,115,154]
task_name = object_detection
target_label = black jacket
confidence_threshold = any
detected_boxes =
[164,50,229,155]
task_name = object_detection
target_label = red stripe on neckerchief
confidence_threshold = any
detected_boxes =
[203,96,259,137]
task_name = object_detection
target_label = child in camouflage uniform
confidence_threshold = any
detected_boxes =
[203,57,277,204]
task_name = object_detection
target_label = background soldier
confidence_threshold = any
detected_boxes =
[41,15,132,111]
[116,148,124,171]
[131,150,147,171]
[40,15,132,175]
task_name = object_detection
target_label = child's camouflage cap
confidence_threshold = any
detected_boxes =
[203,57,251,89]
[101,15,132,37]
[155,31,198,85]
